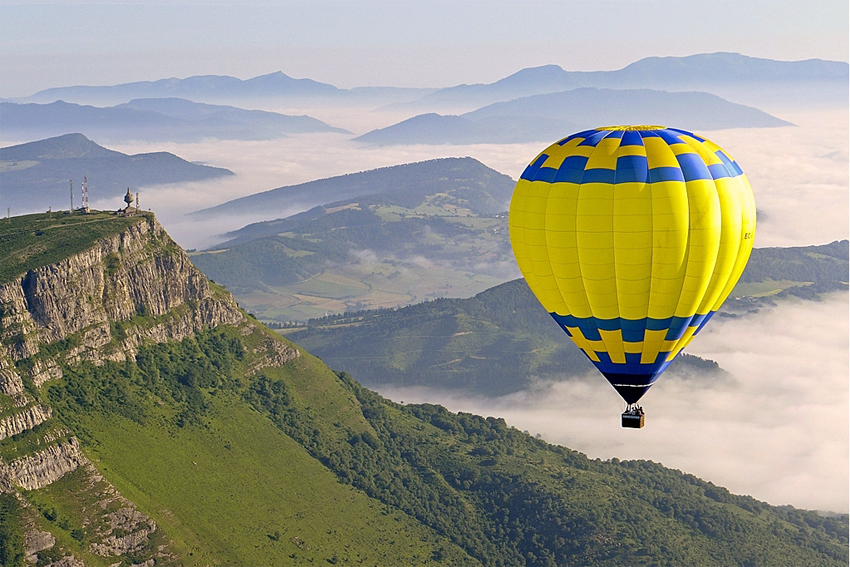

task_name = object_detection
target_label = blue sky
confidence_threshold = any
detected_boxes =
[1,0,848,97]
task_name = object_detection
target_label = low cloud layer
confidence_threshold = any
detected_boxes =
[376,293,849,513]
[66,107,848,251]
[711,109,849,248]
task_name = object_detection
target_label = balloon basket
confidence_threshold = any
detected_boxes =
[621,406,645,429]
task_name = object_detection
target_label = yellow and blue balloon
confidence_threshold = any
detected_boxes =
[509,126,756,405]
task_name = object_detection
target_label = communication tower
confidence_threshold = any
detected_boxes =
[69,180,74,212]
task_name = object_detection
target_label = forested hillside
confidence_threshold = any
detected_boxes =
[285,240,848,396]
[286,278,721,396]
[190,158,517,321]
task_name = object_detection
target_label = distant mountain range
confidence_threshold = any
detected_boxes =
[22,71,341,104]
[354,113,580,145]
[404,52,849,110]
[13,53,847,112]
[0,133,233,213]
[356,88,792,146]
[18,71,435,107]
[0,98,348,143]
[191,156,514,223]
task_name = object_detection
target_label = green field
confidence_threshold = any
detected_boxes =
[731,279,812,297]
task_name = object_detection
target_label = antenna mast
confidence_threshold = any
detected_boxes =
[69,180,74,212]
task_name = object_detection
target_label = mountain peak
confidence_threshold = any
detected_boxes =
[0,132,121,160]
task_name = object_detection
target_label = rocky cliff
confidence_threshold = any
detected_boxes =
[0,212,249,566]
[0,213,243,365]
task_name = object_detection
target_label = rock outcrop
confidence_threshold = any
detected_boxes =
[0,213,272,566]
[24,529,56,563]
[3,436,88,491]
[0,214,243,365]
[0,404,52,440]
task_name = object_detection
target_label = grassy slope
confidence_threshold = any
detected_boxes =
[44,323,847,567]
[31,323,478,566]
[0,212,474,565]
[0,211,145,285]
[74,391,477,566]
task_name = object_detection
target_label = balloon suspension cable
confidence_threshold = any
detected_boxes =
[624,403,644,416]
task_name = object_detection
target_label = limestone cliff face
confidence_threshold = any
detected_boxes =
[0,214,244,367]
[0,434,88,491]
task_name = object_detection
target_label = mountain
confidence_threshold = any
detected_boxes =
[1,210,846,566]
[189,155,846,324]
[723,239,849,311]
[0,211,476,565]
[408,52,849,110]
[358,88,792,146]
[189,158,517,321]
[354,113,580,146]
[0,133,233,214]
[191,156,514,222]
[22,71,340,104]
[19,72,435,107]
[283,240,849,396]
[286,279,723,397]
[464,88,792,129]
[0,98,348,143]
[18,53,846,112]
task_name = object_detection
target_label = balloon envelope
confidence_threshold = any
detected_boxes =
[509,126,756,404]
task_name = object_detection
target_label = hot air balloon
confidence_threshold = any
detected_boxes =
[509,126,756,428]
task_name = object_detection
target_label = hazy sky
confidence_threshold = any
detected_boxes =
[2,0,848,98]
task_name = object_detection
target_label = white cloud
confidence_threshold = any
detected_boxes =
[705,109,849,248]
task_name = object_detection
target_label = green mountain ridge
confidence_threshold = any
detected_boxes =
[191,157,517,321]
[283,241,848,396]
[0,212,846,566]
[191,156,514,223]
[285,279,723,397]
